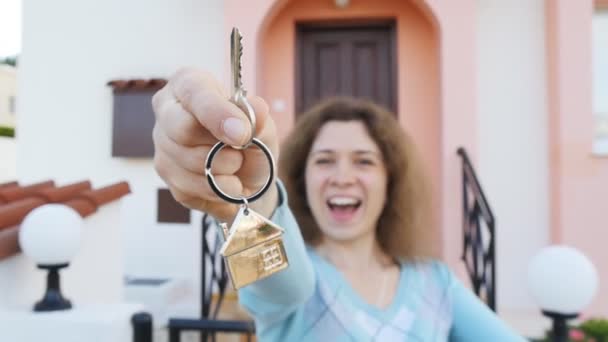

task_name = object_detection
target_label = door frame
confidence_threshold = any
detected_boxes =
[294,19,398,115]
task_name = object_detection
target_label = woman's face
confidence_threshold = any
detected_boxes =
[305,121,388,243]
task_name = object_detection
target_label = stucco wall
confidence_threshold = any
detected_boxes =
[0,65,16,128]
[593,10,608,155]
[0,137,16,183]
[547,0,608,316]
[477,0,550,312]
[17,0,225,293]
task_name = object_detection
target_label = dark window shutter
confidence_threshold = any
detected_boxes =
[111,91,157,157]
[157,188,191,224]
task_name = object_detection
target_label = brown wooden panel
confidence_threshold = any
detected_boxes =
[318,43,341,99]
[296,21,397,114]
[112,91,157,157]
[157,188,191,224]
[353,42,378,101]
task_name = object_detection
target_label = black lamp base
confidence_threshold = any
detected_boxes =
[34,263,72,312]
[542,310,579,342]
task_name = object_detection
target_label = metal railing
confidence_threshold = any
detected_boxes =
[167,213,255,342]
[457,147,496,311]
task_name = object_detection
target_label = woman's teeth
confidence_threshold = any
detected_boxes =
[327,197,362,210]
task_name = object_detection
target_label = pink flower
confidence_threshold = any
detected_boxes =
[569,328,586,341]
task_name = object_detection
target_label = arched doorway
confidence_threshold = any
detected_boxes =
[258,0,443,250]
[224,0,479,277]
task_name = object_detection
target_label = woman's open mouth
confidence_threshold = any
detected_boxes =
[326,196,362,223]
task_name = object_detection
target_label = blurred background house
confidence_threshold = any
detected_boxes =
[0,0,607,340]
[0,64,16,130]
[0,63,16,183]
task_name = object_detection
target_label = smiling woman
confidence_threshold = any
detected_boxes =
[233,96,527,341]
[280,97,435,260]
[152,69,527,341]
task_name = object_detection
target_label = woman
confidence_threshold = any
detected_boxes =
[152,68,526,341]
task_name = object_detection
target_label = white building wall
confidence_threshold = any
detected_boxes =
[593,10,608,115]
[476,0,550,312]
[0,137,16,182]
[0,65,17,128]
[17,0,224,291]
[593,10,608,155]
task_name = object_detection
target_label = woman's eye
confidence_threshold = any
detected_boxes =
[356,159,374,165]
[315,158,333,165]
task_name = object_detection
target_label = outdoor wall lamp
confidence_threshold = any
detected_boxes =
[19,204,83,312]
[528,245,598,342]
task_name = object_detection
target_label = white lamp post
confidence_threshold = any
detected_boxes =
[19,204,83,311]
[528,245,598,342]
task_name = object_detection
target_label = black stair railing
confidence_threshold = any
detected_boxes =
[167,213,255,342]
[456,147,496,312]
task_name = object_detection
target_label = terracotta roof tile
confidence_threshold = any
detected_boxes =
[63,198,97,217]
[107,78,167,92]
[0,226,19,260]
[74,181,131,207]
[0,180,131,261]
[0,197,47,230]
[0,180,55,204]
[35,181,92,202]
[0,181,18,190]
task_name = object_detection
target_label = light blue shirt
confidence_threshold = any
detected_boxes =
[238,183,526,341]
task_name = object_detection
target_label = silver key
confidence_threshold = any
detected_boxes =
[230,27,256,149]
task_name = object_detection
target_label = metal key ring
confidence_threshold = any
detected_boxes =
[205,138,275,204]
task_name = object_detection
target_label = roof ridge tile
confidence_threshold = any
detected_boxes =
[0,180,55,204]
[107,78,167,92]
[35,180,92,203]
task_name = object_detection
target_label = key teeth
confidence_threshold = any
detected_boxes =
[231,27,244,90]
[238,37,243,87]
[239,49,243,83]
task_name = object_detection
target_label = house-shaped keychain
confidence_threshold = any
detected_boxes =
[219,207,289,289]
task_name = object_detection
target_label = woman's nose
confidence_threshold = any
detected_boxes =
[329,161,356,186]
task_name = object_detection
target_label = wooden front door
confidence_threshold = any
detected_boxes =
[296,21,397,115]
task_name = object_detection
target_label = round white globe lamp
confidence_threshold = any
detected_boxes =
[528,245,598,342]
[19,204,83,311]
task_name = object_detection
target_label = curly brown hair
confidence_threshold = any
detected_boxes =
[279,97,437,261]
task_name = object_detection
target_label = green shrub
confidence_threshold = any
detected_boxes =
[0,126,15,138]
[579,318,608,342]
[0,56,17,66]
[536,318,608,342]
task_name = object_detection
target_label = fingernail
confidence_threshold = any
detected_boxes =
[223,117,248,145]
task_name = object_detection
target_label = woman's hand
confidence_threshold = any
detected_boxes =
[152,67,279,222]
